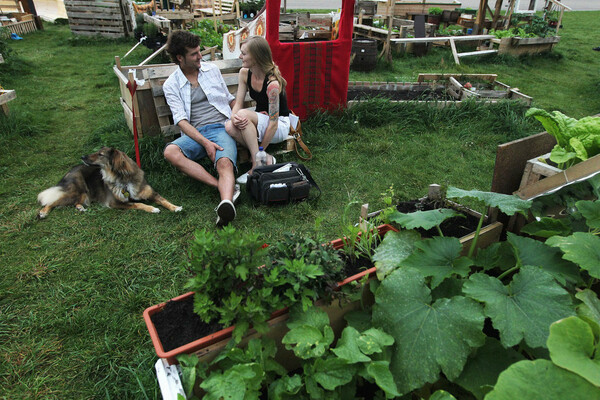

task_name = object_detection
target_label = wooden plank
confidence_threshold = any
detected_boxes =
[449,38,460,65]
[418,73,498,83]
[491,132,556,195]
[457,49,498,57]
[390,34,494,43]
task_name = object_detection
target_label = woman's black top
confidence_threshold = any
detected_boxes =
[247,70,290,117]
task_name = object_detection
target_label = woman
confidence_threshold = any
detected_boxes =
[225,36,292,183]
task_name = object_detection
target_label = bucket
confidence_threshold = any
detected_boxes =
[350,39,377,72]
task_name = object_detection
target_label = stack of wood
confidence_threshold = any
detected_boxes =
[0,0,39,36]
[65,0,134,38]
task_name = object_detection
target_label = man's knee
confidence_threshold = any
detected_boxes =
[216,156,233,171]
[164,144,181,163]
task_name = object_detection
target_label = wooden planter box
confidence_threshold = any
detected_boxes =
[497,36,560,56]
[347,73,532,106]
[113,58,245,138]
[376,1,462,18]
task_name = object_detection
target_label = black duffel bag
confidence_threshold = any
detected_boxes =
[247,162,321,205]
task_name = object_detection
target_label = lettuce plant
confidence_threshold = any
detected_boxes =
[526,107,600,169]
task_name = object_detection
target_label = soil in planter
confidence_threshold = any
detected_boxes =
[151,294,224,352]
[396,199,481,238]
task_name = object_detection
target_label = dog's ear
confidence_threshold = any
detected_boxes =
[110,148,134,176]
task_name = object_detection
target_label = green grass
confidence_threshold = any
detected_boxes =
[0,12,599,399]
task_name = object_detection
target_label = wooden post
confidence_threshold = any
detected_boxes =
[139,43,167,66]
[474,0,487,34]
[360,204,369,230]
[492,0,503,27]
[505,0,516,29]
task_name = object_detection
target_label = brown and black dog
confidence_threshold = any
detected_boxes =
[37,147,182,218]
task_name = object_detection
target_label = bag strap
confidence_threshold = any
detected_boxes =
[289,112,313,161]
[297,163,321,199]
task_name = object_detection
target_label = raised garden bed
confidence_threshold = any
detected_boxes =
[497,36,560,56]
[347,73,532,106]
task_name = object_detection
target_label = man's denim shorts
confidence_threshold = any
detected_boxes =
[167,123,237,168]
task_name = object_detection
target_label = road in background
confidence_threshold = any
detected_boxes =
[284,0,600,11]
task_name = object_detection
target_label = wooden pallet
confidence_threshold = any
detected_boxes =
[3,18,37,35]
[65,0,133,38]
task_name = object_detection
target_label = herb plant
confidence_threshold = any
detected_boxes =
[339,201,381,264]
[185,226,343,341]
[189,19,235,50]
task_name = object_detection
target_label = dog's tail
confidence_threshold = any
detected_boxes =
[37,186,64,206]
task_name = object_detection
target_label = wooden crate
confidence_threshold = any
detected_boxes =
[376,1,462,18]
[0,0,22,13]
[65,0,133,38]
[3,18,36,35]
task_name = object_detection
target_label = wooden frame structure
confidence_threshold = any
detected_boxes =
[196,0,239,30]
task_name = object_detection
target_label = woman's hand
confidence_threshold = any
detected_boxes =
[231,113,249,129]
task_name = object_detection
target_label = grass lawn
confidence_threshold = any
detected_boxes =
[0,11,599,399]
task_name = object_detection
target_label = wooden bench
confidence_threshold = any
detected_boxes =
[113,57,294,162]
[196,0,239,30]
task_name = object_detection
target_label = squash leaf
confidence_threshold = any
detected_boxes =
[546,232,600,279]
[312,358,356,390]
[268,375,302,400]
[454,337,525,400]
[401,236,473,289]
[331,326,371,363]
[576,289,600,327]
[575,200,600,229]
[365,361,400,397]
[372,268,485,395]
[506,232,581,286]
[446,187,532,216]
[548,316,600,386]
[463,266,574,348]
[200,363,263,400]
[485,359,600,400]
[520,217,573,238]
[430,391,458,400]
[388,208,462,230]
[372,230,421,280]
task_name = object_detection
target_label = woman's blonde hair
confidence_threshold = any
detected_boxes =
[242,36,286,91]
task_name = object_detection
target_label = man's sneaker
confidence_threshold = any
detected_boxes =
[236,172,249,185]
[233,184,241,204]
[215,199,236,227]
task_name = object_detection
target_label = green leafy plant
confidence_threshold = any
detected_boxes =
[189,19,235,50]
[339,201,382,264]
[526,107,600,169]
[185,226,343,341]
[428,7,443,15]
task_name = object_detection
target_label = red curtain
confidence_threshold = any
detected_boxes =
[265,0,355,120]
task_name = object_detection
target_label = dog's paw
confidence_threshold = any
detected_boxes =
[152,207,160,213]
[38,211,47,219]
[174,206,183,212]
[76,205,87,212]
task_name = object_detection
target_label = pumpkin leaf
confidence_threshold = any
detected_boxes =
[388,208,463,230]
[520,217,573,238]
[372,230,421,280]
[268,375,302,400]
[463,266,575,348]
[358,327,395,355]
[548,316,600,386]
[401,236,472,289]
[446,187,532,216]
[575,200,600,229]
[485,359,600,400]
[546,232,600,279]
[507,232,581,286]
[372,268,485,395]
[453,337,525,400]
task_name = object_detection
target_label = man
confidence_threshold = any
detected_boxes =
[163,30,240,226]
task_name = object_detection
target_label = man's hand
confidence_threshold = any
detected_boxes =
[204,140,224,163]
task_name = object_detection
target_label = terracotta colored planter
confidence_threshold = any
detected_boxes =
[144,224,398,364]
[329,223,399,287]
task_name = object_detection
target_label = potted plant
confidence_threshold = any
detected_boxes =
[144,221,398,365]
[427,7,443,26]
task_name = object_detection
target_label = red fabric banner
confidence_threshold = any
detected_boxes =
[265,0,355,120]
